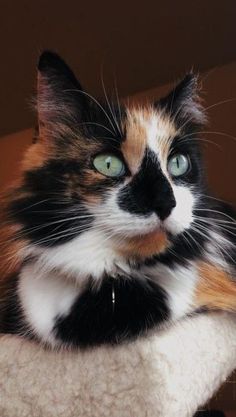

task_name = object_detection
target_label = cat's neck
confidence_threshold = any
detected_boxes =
[22,228,130,283]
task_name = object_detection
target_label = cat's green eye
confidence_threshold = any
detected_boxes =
[93,154,125,177]
[168,154,190,177]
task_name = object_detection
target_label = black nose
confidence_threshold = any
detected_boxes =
[154,195,176,221]
[117,149,177,220]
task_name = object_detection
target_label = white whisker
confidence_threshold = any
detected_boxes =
[64,89,117,135]
[100,72,122,136]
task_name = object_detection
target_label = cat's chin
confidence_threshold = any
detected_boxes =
[117,228,170,258]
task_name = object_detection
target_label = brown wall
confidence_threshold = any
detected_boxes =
[1,0,236,137]
[0,129,32,192]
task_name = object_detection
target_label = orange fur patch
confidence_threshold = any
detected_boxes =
[195,262,236,311]
[0,188,27,283]
[156,114,177,173]
[121,109,148,173]
[0,224,26,281]
[118,229,169,258]
[22,141,51,171]
[122,107,177,177]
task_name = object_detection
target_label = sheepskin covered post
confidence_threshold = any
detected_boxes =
[0,312,236,417]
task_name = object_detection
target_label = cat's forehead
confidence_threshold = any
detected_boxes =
[122,106,178,173]
[23,105,179,175]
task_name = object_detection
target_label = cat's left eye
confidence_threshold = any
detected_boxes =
[167,154,190,177]
[93,154,125,177]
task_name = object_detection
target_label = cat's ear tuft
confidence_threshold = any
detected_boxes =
[38,50,62,72]
[157,73,206,129]
[38,51,81,88]
[37,51,86,138]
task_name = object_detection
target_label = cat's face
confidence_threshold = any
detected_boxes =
[9,52,206,262]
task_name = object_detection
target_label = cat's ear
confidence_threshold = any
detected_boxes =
[157,73,206,129]
[37,51,87,138]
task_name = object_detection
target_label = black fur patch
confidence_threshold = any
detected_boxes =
[8,160,94,246]
[0,274,26,335]
[118,149,176,220]
[54,275,170,347]
[156,73,206,132]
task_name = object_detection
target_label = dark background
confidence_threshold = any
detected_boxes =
[1,0,236,136]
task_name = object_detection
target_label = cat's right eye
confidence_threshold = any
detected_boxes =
[93,154,125,177]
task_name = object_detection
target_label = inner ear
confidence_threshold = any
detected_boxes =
[37,51,88,139]
[156,73,206,130]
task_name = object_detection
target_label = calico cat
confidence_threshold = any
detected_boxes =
[0,51,235,348]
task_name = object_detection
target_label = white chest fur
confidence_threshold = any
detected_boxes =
[18,264,80,346]
[142,263,198,319]
[24,229,128,281]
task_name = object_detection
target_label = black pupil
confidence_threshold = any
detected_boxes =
[176,156,180,169]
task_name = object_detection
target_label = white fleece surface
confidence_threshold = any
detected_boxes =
[0,312,236,417]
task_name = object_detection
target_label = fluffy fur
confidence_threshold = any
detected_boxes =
[0,51,235,348]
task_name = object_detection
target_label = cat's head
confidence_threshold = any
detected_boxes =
[8,51,207,266]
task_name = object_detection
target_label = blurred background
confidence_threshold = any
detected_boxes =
[0,1,235,413]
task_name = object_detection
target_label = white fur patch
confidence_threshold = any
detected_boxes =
[92,188,160,237]
[18,263,80,345]
[130,109,177,158]
[142,263,198,319]
[205,229,234,271]
[164,185,195,235]
[24,228,130,283]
